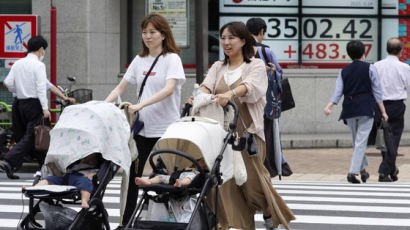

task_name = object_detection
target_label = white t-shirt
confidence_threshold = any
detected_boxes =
[124,53,185,137]
[224,63,245,86]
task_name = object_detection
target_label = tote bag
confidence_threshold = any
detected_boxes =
[34,119,51,152]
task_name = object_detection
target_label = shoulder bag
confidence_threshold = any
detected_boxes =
[280,78,295,112]
[256,46,295,112]
[131,53,162,136]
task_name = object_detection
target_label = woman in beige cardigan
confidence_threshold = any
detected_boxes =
[195,21,295,230]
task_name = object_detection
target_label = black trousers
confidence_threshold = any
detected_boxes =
[378,100,406,175]
[121,135,159,226]
[5,98,43,169]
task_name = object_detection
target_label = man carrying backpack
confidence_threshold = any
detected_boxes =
[246,18,292,178]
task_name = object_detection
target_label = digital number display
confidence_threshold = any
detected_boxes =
[220,16,378,66]
[220,0,378,14]
[219,0,409,67]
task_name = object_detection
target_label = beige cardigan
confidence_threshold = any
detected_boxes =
[201,58,267,141]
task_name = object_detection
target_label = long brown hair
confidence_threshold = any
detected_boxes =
[139,14,180,57]
[219,21,254,65]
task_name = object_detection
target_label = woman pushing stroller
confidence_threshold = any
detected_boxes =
[191,21,295,230]
[105,14,185,228]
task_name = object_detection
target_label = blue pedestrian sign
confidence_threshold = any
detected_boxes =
[0,15,39,58]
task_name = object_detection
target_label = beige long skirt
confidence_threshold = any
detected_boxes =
[207,136,295,230]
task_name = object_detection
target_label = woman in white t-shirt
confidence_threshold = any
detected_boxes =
[105,14,185,228]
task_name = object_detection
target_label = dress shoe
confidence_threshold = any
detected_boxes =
[360,169,369,183]
[390,169,399,182]
[378,173,392,182]
[0,160,19,179]
[347,173,360,184]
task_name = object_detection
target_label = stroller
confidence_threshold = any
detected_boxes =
[125,101,240,230]
[19,101,132,230]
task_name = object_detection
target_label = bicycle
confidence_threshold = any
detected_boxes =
[52,76,93,113]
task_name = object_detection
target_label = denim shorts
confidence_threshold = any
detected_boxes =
[46,172,93,193]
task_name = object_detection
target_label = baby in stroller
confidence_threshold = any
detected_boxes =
[26,153,103,208]
[135,158,207,188]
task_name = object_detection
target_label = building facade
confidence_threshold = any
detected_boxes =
[0,0,409,147]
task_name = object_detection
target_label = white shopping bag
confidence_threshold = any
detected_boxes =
[168,196,197,223]
[147,200,175,222]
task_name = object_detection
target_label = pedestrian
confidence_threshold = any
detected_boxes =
[374,37,410,182]
[324,40,388,184]
[246,17,293,178]
[10,80,75,145]
[104,14,185,228]
[196,21,294,230]
[0,35,51,179]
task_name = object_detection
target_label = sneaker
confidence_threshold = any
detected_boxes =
[378,173,393,182]
[360,169,369,183]
[390,169,399,182]
[263,216,279,230]
[0,160,19,179]
[347,173,360,184]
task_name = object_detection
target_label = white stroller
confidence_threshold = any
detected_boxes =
[125,101,242,230]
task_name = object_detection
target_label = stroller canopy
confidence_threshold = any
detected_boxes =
[45,101,131,176]
[154,116,233,183]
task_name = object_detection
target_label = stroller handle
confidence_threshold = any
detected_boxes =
[226,100,239,133]
[181,103,192,117]
[181,100,239,133]
[149,149,206,176]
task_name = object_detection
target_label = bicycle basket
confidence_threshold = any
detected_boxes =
[68,89,93,104]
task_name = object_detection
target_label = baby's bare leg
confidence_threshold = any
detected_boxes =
[135,175,160,185]
[174,178,192,187]
[36,180,50,186]
[80,190,91,209]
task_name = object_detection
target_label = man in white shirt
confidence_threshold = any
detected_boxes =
[0,36,51,179]
[374,37,410,182]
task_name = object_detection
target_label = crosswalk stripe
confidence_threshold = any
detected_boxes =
[273,181,410,188]
[287,203,410,213]
[274,184,410,192]
[279,189,410,197]
[290,215,410,226]
[282,195,410,204]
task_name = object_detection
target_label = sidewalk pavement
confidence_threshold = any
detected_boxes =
[274,146,410,183]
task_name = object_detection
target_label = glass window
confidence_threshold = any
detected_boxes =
[0,0,31,14]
